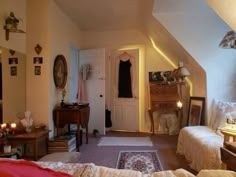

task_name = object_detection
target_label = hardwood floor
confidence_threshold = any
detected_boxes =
[79,130,197,174]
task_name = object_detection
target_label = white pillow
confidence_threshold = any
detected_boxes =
[210,99,236,130]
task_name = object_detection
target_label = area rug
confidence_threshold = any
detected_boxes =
[97,137,153,146]
[116,150,162,174]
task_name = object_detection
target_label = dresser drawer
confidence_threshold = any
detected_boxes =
[221,147,236,171]
[151,101,177,110]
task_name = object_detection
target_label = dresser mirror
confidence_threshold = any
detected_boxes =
[0,46,26,123]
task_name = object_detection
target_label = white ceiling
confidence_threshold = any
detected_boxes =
[54,0,147,31]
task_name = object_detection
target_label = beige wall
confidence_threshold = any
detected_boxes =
[206,0,236,31]
[26,0,81,136]
[1,47,26,123]
[0,0,26,123]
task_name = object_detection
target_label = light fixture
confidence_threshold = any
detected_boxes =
[177,101,183,109]
[219,30,236,49]
[172,62,190,83]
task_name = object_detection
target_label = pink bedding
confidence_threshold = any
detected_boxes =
[0,159,72,177]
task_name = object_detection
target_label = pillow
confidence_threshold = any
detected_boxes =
[38,152,80,163]
[197,170,236,177]
[209,99,236,130]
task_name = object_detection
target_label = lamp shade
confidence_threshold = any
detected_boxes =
[219,31,236,49]
[174,66,190,77]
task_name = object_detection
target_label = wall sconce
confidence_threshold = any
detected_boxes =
[219,30,236,49]
[172,62,190,83]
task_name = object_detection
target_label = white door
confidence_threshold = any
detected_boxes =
[110,49,139,131]
[79,48,106,135]
[68,46,79,102]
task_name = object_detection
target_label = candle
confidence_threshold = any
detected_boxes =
[10,123,16,130]
[1,123,7,129]
[177,101,183,109]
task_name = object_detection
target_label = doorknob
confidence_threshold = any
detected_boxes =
[100,94,103,97]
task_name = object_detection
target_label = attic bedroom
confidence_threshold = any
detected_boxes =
[0,0,236,176]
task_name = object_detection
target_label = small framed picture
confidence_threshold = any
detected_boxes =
[34,66,41,75]
[33,57,43,64]
[187,97,205,126]
[10,66,17,76]
[8,58,18,65]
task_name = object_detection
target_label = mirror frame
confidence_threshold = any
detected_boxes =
[53,55,67,89]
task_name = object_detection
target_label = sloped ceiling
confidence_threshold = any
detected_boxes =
[54,0,146,31]
[206,0,236,31]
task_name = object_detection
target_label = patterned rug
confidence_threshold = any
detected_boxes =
[116,150,162,174]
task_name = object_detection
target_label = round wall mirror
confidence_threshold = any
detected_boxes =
[53,55,67,89]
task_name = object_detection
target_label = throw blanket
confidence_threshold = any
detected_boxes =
[0,159,235,177]
[0,159,72,177]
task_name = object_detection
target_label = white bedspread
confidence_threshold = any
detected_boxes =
[35,161,195,177]
[177,126,224,172]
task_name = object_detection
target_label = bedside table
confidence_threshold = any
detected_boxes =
[220,128,236,145]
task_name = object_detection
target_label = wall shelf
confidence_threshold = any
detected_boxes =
[4,26,25,41]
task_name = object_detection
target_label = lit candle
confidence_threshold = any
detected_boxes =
[1,123,7,129]
[10,123,16,130]
[177,101,183,109]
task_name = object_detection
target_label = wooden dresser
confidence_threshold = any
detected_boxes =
[221,142,236,171]
[53,105,90,151]
[149,82,180,134]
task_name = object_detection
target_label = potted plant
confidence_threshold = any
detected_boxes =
[5,12,22,30]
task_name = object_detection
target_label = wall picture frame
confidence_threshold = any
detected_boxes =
[187,96,205,126]
[33,57,43,64]
[34,66,41,75]
[8,57,18,65]
[10,66,17,76]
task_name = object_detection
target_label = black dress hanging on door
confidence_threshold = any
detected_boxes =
[118,59,132,98]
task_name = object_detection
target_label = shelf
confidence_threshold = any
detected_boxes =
[4,26,25,41]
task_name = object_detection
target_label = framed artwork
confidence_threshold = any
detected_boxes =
[33,57,43,64]
[187,96,205,126]
[8,57,18,65]
[149,71,174,82]
[34,66,41,75]
[10,66,17,76]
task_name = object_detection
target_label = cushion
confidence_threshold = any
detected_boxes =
[209,99,236,131]
[38,152,80,163]
[197,170,236,177]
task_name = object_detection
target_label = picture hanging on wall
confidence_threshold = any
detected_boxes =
[33,57,43,64]
[8,57,18,65]
[34,66,41,75]
[10,66,17,76]
[148,71,174,82]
